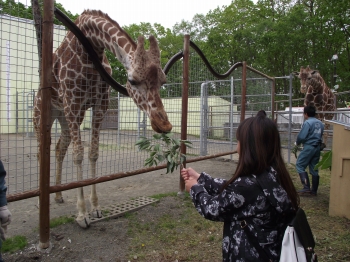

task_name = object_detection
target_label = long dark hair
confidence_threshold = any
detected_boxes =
[224,111,299,210]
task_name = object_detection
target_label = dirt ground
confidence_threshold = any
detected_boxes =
[2,157,242,262]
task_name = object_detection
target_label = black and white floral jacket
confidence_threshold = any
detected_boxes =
[190,167,295,262]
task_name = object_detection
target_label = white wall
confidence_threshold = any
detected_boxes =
[0,14,66,134]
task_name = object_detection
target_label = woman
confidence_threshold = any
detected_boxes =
[181,111,299,261]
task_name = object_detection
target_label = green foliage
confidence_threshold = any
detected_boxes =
[292,144,303,158]
[150,192,178,200]
[2,0,349,102]
[315,150,332,170]
[0,0,33,19]
[135,133,192,174]
[2,235,27,253]
[0,0,78,24]
[49,216,75,228]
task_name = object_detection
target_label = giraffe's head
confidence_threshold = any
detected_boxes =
[294,66,317,94]
[114,35,172,133]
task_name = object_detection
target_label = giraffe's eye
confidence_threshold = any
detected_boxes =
[128,79,139,86]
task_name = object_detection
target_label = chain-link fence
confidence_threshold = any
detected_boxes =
[0,10,274,199]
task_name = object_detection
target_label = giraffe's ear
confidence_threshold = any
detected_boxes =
[311,70,317,75]
[293,71,299,76]
[113,42,131,70]
[149,35,160,60]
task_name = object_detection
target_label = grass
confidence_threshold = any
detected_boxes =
[2,215,75,254]
[289,165,350,262]
[99,143,130,151]
[125,192,223,261]
[2,235,27,253]
[49,216,75,228]
[150,192,178,200]
[2,162,349,261]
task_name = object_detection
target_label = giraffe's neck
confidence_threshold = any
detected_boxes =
[308,74,327,94]
[77,10,136,58]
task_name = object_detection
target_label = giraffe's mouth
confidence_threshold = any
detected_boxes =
[150,111,172,133]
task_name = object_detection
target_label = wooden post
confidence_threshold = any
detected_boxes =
[179,34,190,193]
[38,0,53,250]
[240,61,247,122]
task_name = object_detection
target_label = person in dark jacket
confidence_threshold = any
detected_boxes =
[295,105,324,196]
[181,111,299,262]
[0,160,12,262]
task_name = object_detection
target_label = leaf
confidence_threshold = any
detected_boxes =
[172,144,180,151]
[180,155,186,165]
[145,157,154,167]
[139,143,151,151]
[315,151,332,170]
[135,133,193,174]
[156,155,165,162]
[169,161,175,173]
[166,162,171,174]
[154,144,160,152]
[165,132,174,138]
[173,139,180,146]
[182,140,193,148]
[153,134,162,140]
[135,139,145,146]
[150,151,157,157]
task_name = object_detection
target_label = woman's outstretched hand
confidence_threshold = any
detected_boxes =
[180,167,200,192]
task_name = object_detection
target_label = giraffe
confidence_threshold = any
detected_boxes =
[33,10,172,228]
[294,66,335,145]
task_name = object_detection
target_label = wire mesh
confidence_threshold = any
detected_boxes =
[0,11,66,194]
[0,8,274,198]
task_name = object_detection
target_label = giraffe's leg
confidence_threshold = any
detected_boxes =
[67,106,90,228]
[34,100,58,205]
[55,114,71,203]
[33,98,42,208]
[73,133,90,228]
[89,159,102,218]
[88,106,106,218]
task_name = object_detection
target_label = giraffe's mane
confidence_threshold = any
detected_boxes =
[78,9,136,46]
[80,9,122,29]
[81,9,112,22]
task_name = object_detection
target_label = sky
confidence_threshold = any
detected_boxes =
[52,0,234,29]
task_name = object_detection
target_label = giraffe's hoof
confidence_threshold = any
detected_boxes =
[91,209,102,218]
[55,197,64,203]
[76,216,91,229]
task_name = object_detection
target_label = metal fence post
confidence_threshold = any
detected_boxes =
[200,82,208,156]
[240,61,247,122]
[288,73,293,164]
[179,34,190,193]
[230,77,234,160]
[117,93,121,145]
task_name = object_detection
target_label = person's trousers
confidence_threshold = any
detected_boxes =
[296,144,321,176]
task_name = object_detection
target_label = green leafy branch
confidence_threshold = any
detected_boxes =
[315,150,332,170]
[292,144,303,158]
[135,133,192,174]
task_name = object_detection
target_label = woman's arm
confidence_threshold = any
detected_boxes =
[189,179,247,222]
[181,168,227,195]
[197,172,227,195]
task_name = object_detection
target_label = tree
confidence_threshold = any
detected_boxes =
[2,0,349,103]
